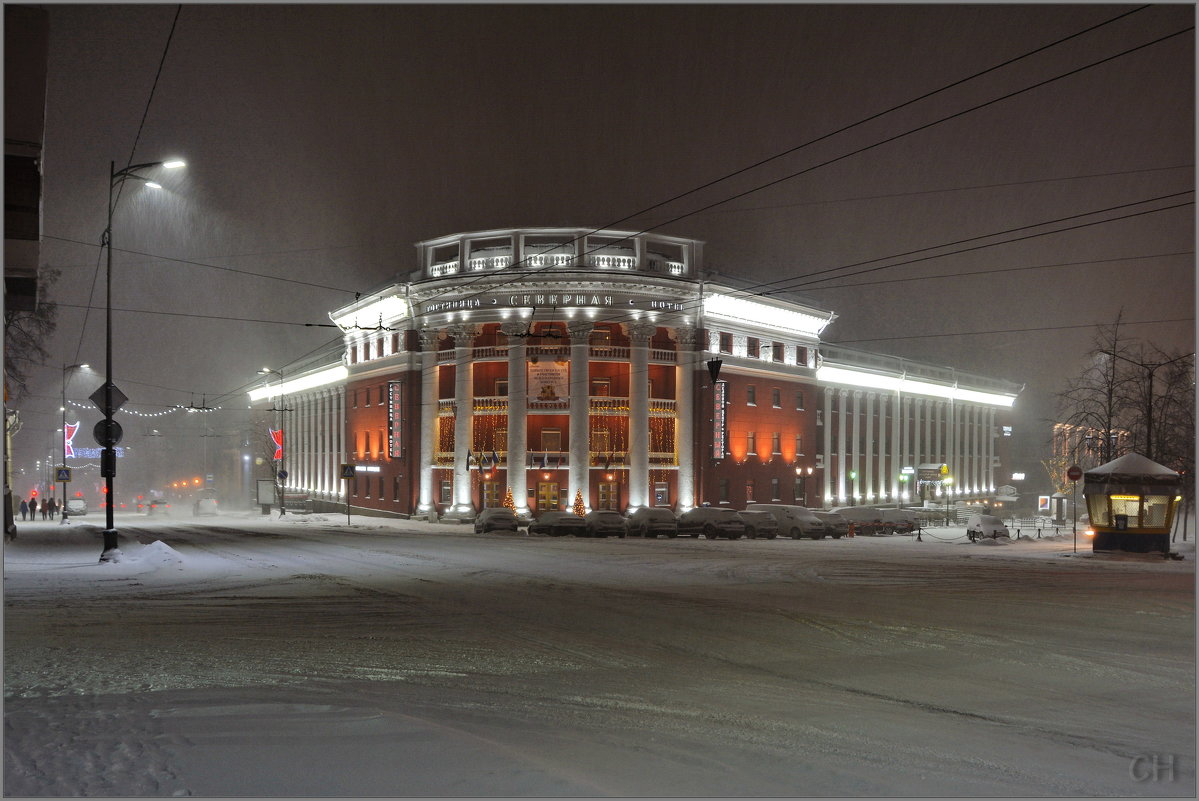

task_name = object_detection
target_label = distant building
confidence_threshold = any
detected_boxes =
[251,227,1020,519]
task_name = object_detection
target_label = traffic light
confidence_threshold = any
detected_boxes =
[30,489,37,498]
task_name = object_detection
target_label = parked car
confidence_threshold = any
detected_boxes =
[744,503,824,539]
[193,496,219,516]
[528,511,587,537]
[583,509,627,538]
[474,507,520,534]
[966,514,1010,541]
[148,498,171,516]
[739,510,780,539]
[880,509,919,534]
[813,511,849,539]
[831,506,894,536]
[64,498,87,517]
[676,507,746,539]
[626,506,678,538]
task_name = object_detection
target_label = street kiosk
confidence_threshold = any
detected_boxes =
[1083,453,1181,554]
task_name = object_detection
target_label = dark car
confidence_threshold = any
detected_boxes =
[626,506,678,538]
[474,507,520,534]
[676,507,746,539]
[813,511,849,539]
[528,511,587,537]
[583,509,627,538]
[739,510,780,539]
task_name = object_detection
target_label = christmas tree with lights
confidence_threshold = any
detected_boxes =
[572,489,585,517]
[503,486,515,512]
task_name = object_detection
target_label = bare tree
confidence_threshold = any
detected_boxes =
[3,267,60,401]
[1055,313,1138,466]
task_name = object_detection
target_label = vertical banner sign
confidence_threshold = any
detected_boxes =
[712,380,727,459]
[528,361,568,404]
[63,422,79,458]
[269,427,284,461]
[388,380,403,458]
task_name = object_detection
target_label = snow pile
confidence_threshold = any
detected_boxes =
[974,536,1012,546]
[131,540,185,568]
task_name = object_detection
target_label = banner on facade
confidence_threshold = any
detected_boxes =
[528,361,568,404]
[388,380,403,458]
[712,380,727,459]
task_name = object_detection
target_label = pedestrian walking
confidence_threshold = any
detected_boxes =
[19,499,28,521]
[29,497,38,520]
[47,498,57,519]
[41,499,48,520]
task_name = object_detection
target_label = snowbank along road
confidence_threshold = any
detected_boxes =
[4,513,1194,796]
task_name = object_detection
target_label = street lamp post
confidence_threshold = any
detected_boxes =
[100,159,185,561]
[259,368,287,515]
[60,363,88,521]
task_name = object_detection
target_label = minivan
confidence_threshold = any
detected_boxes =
[744,504,825,539]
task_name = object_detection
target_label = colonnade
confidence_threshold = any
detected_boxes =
[821,387,997,506]
[282,387,344,502]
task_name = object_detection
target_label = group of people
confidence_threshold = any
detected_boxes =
[18,496,58,521]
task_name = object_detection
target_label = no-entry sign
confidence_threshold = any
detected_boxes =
[1067,465,1083,482]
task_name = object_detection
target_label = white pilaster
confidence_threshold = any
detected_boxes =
[450,324,477,515]
[674,326,698,510]
[417,329,439,517]
[569,321,594,512]
[822,387,834,505]
[500,322,530,517]
[836,389,848,503]
[626,321,654,510]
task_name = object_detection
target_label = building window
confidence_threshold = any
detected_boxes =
[376,338,383,358]
[364,387,371,406]
[439,480,452,505]
[747,385,756,406]
[746,480,755,503]
[816,409,823,426]
[541,428,561,452]
[482,482,501,508]
[772,432,781,454]
[378,386,385,407]
[352,389,358,408]
[591,428,610,454]
[771,388,781,408]
[364,476,371,498]
[771,477,781,501]
[718,479,730,503]
[747,337,760,358]
[795,476,807,505]
[747,431,756,454]
[591,377,611,396]
[378,429,385,458]
[393,475,401,502]
[378,476,384,499]
[772,342,784,363]
[719,332,733,354]
[796,391,805,411]
[795,434,804,456]
[392,333,401,353]
[495,378,508,396]
[796,346,808,367]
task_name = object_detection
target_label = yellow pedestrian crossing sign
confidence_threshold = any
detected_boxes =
[56,467,71,482]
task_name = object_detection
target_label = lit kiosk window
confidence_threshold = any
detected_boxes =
[1082,453,1181,555]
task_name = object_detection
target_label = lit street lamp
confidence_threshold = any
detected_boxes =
[100,159,185,561]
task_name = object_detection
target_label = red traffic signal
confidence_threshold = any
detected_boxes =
[30,489,38,497]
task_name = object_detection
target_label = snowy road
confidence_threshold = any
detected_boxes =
[4,513,1194,797]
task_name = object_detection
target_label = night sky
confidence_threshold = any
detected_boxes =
[18,3,1196,482]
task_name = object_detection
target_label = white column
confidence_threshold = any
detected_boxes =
[822,387,834,505]
[336,387,345,503]
[626,321,654,510]
[450,324,477,515]
[912,398,923,468]
[417,329,440,517]
[569,321,595,512]
[900,396,910,475]
[674,326,697,510]
[864,392,875,503]
[986,408,995,491]
[850,391,862,503]
[836,389,848,503]
[501,322,529,517]
[934,401,943,466]
[966,405,976,494]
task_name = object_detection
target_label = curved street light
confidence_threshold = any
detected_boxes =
[100,159,185,561]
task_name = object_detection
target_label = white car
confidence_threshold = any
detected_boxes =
[744,503,824,539]
[583,510,627,538]
[474,507,520,534]
[64,498,87,517]
[626,507,678,538]
[966,514,1010,541]
[194,497,219,516]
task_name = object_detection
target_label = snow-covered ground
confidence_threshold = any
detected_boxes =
[4,511,1194,797]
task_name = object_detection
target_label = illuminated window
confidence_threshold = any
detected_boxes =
[746,480,755,503]
[591,377,611,396]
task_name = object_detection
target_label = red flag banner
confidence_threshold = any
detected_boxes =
[270,427,284,460]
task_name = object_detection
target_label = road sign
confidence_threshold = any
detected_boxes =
[56,467,71,482]
[89,382,128,413]
[340,464,356,479]
[277,470,289,480]
[93,419,124,447]
[1067,464,1083,482]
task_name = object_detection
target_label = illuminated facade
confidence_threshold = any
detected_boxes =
[251,227,1021,519]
